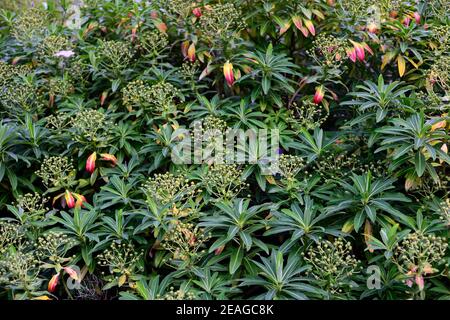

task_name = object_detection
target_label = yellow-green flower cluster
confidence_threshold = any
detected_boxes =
[143,172,198,206]
[288,101,329,131]
[11,8,48,43]
[139,30,169,56]
[273,154,306,180]
[205,164,248,200]
[97,40,134,72]
[161,221,210,262]
[0,222,25,254]
[394,233,448,275]
[308,34,347,68]
[303,238,361,295]
[200,3,246,42]
[36,232,76,265]
[35,156,75,188]
[159,287,196,300]
[71,109,112,143]
[37,35,74,61]
[97,242,144,282]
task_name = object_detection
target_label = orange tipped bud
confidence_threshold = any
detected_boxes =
[192,7,202,18]
[48,274,59,293]
[223,61,234,86]
[181,40,189,58]
[155,22,167,33]
[303,19,315,36]
[65,190,75,209]
[313,85,325,104]
[100,91,108,106]
[215,245,225,255]
[100,153,118,166]
[86,152,97,173]
[187,43,196,62]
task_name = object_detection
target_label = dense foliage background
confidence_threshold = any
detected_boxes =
[0,0,449,300]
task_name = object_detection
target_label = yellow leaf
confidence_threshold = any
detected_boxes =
[397,55,406,77]
[431,120,446,131]
[266,175,276,185]
[364,220,374,253]
[341,219,354,233]
[381,52,395,70]
[118,274,127,287]
[33,296,52,300]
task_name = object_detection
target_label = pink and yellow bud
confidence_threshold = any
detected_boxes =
[65,190,75,209]
[223,61,234,86]
[48,274,59,293]
[402,16,411,26]
[64,267,79,281]
[86,152,97,173]
[347,47,357,62]
[292,16,302,30]
[303,19,315,36]
[413,12,421,24]
[313,85,325,105]
[73,193,87,208]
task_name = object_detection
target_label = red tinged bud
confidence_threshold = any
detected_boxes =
[348,40,373,63]
[86,152,97,173]
[100,153,118,166]
[100,91,108,106]
[192,7,202,18]
[214,245,225,255]
[223,61,234,86]
[413,12,421,24]
[292,15,302,30]
[313,85,325,105]
[48,274,59,293]
[65,190,75,209]
[402,16,411,26]
[187,42,196,62]
[73,193,87,208]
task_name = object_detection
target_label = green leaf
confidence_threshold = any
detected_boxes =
[415,152,425,177]
[229,246,244,274]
